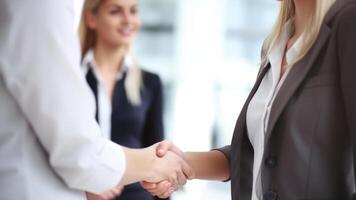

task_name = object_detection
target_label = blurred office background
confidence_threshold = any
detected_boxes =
[75,0,279,199]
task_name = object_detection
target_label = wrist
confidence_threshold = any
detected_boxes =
[120,147,154,185]
[139,147,156,181]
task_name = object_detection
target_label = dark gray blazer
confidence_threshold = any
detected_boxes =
[218,0,356,199]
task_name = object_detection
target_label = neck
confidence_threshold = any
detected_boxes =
[293,0,315,38]
[93,41,127,72]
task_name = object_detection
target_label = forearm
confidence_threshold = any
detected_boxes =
[184,150,230,181]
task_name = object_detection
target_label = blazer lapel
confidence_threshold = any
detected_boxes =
[265,24,331,143]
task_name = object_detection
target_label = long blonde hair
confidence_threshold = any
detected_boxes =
[261,0,336,66]
[79,0,143,106]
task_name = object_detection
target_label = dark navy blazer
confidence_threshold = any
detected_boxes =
[86,69,167,200]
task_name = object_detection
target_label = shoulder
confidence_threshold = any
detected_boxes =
[326,0,356,46]
[333,1,356,45]
[141,70,162,86]
[330,0,356,28]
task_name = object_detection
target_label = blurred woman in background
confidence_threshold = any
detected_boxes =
[79,0,167,199]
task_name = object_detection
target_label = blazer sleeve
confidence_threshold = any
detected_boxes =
[214,145,231,163]
[0,0,125,193]
[213,145,231,181]
[142,74,165,147]
[335,2,356,199]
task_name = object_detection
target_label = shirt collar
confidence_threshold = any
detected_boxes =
[81,49,132,81]
[265,19,304,68]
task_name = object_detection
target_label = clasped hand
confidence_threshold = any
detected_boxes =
[141,140,191,198]
[88,141,193,200]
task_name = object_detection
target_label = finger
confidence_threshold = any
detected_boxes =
[180,159,195,180]
[99,193,110,200]
[98,193,107,199]
[140,181,156,189]
[100,192,113,200]
[149,189,163,197]
[164,142,184,158]
[177,170,187,187]
[158,187,175,199]
[156,140,173,157]
[143,181,164,194]
[115,186,123,195]
[144,182,169,196]
[108,191,116,199]
[152,181,172,196]
[102,190,117,200]
[168,173,178,189]
[86,193,102,200]
[114,185,123,191]
[112,187,121,196]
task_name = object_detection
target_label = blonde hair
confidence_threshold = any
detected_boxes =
[261,0,336,66]
[79,0,143,106]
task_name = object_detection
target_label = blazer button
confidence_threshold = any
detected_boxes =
[264,191,278,200]
[265,156,277,168]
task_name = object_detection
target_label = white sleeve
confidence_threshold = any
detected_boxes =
[0,0,126,193]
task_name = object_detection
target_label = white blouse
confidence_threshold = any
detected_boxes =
[246,20,303,200]
[81,49,129,139]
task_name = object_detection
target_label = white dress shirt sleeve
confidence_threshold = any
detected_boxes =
[0,0,126,193]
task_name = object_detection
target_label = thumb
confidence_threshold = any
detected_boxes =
[156,140,173,157]
[156,140,185,158]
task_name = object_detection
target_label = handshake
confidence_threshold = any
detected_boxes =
[140,140,194,198]
[91,140,230,200]
[90,141,197,200]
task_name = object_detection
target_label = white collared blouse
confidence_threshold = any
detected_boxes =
[246,20,303,200]
[81,49,130,140]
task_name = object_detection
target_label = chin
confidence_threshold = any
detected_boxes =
[118,38,134,46]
